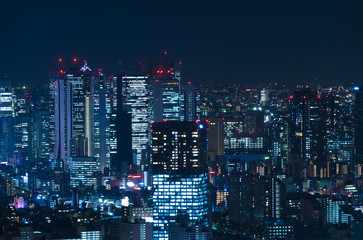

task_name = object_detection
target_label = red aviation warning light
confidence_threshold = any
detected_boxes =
[289,95,294,99]
[73,58,77,62]
[58,58,62,62]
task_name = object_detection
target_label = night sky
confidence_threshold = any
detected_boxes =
[1,0,363,87]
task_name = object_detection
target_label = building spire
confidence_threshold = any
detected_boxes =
[80,60,92,72]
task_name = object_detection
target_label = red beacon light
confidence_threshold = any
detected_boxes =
[58,58,62,62]
[73,58,77,62]
[289,95,294,99]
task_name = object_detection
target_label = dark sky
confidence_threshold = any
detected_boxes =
[1,0,363,87]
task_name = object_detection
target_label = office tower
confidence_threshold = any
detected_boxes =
[152,121,209,239]
[92,73,111,172]
[228,174,286,224]
[180,82,200,122]
[226,131,265,155]
[0,77,13,117]
[109,76,119,171]
[51,61,90,166]
[120,71,151,170]
[13,115,33,164]
[322,197,351,225]
[33,111,51,159]
[289,87,329,177]
[0,78,14,162]
[203,118,224,164]
[13,86,32,116]
[69,156,99,188]
[104,72,133,174]
[223,118,244,152]
[0,117,15,163]
[151,61,181,122]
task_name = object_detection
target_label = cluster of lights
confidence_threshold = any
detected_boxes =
[156,69,172,74]
[58,58,78,62]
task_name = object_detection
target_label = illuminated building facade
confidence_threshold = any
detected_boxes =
[152,121,209,240]
[151,61,181,122]
[69,156,99,188]
[0,77,13,117]
[51,62,91,166]
[120,72,151,170]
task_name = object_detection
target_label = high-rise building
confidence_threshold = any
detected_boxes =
[0,78,15,162]
[91,73,111,172]
[288,87,330,177]
[13,86,32,116]
[180,82,200,122]
[152,121,209,239]
[0,77,13,117]
[51,61,91,166]
[120,71,151,170]
[33,110,51,159]
[228,174,286,224]
[151,61,181,122]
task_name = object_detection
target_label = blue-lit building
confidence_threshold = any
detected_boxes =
[152,121,209,239]
[0,77,13,117]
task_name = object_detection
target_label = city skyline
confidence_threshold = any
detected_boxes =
[2,2,363,240]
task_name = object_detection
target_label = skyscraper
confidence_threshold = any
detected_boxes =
[180,82,200,122]
[0,77,13,117]
[0,78,14,162]
[120,71,151,170]
[92,73,111,172]
[51,61,90,166]
[152,121,209,240]
[289,87,329,177]
[151,61,181,122]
